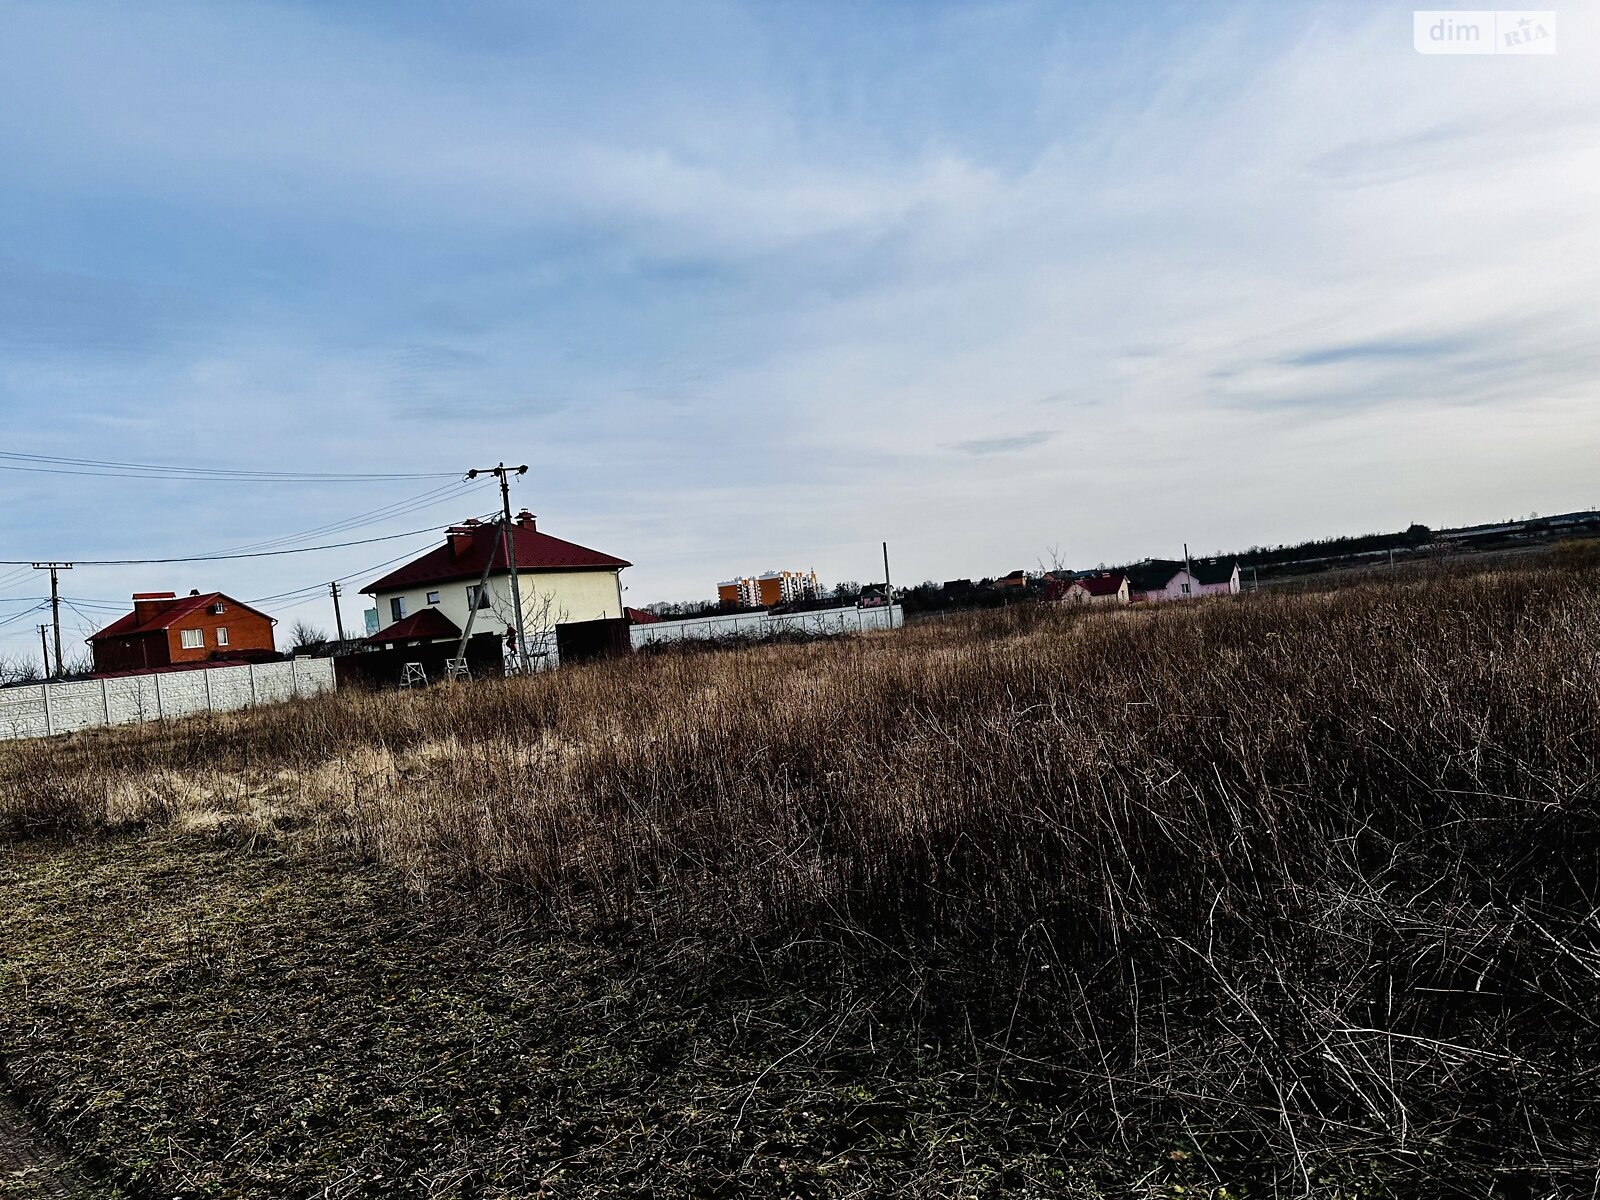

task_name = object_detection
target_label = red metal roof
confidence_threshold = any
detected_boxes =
[88,593,274,641]
[1074,573,1126,597]
[366,607,463,644]
[625,606,661,624]
[362,518,630,595]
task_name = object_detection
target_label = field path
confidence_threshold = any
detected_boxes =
[0,1090,83,1199]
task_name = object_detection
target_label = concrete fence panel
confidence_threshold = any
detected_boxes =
[629,604,902,650]
[0,657,339,742]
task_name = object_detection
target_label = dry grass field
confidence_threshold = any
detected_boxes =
[3,555,1599,1197]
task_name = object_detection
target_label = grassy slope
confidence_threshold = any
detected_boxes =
[0,836,1117,1199]
[3,559,1598,1197]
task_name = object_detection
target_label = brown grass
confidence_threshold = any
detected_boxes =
[5,562,1599,1193]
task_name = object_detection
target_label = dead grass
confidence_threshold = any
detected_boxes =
[4,561,1600,1195]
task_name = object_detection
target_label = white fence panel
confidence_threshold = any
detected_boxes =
[629,604,902,650]
[0,686,47,741]
[0,656,338,742]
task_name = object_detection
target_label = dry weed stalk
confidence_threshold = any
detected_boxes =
[4,561,1598,1191]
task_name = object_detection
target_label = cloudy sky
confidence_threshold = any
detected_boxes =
[2,0,1597,655]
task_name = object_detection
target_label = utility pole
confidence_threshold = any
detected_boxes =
[882,541,892,605]
[32,562,72,678]
[37,624,50,679]
[329,580,347,644]
[466,463,532,674]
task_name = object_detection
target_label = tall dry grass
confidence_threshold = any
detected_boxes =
[5,561,1599,1190]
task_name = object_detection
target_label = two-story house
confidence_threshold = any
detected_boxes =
[361,511,630,663]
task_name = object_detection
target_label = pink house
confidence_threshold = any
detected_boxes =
[1190,559,1242,596]
[1122,559,1241,602]
[1124,560,1194,602]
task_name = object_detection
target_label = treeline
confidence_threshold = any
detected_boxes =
[1228,523,1435,569]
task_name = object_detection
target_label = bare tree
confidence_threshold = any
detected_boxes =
[0,654,43,686]
[487,587,567,671]
[289,620,329,651]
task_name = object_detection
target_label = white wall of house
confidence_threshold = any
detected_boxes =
[1193,565,1243,596]
[370,568,623,643]
[1128,569,1197,602]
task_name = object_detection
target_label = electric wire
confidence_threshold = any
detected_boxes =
[0,523,462,566]
[0,601,50,631]
[247,507,501,607]
[209,480,485,557]
[0,451,458,482]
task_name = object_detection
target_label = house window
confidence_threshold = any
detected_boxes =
[467,585,490,610]
[180,629,204,649]
[211,602,225,614]
[426,590,440,605]
[1180,583,1191,595]
[390,597,406,622]
[216,627,229,646]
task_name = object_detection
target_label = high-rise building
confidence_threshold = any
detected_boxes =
[717,569,819,608]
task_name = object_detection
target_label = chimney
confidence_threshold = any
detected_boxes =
[515,510,537,531]
[132,591,178,625]
[189,588,200,596]
[446,518,482,559]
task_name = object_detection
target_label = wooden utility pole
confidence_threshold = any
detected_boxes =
[37,624,50,678]
[466,463,532,674]
[329,580,347,643]
[32,562,72,677]
[882,541,892,605]
[452,525,504,671]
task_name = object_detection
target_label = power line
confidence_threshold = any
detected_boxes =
[205,480,486,558]
[248,546,426,606]
[246,506,500,606]
[0,451,458,483]
[0,601,49,631]
[0,523,458,567]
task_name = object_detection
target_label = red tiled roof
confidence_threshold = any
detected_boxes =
[363,519,630,595]
[88,593,274,641]
[366,607,463,644]
[625,606,661,624]
[1074,573,1125,597]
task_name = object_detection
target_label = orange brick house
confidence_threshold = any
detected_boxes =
[87,591,277,673]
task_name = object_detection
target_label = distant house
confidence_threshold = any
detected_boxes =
[88,591,276,674]
[1057,572,1128,605]
[1123,560,1198,603]
[362,512,630,656]
[1190,558,1242,596]
[1120,558,1241,602]
[624,606,661,624]
[994,569,1029,590]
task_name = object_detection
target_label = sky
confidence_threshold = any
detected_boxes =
[2,0,1598,658]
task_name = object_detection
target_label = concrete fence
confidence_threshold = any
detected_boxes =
[0,657,338,742]
[629,603,903,649]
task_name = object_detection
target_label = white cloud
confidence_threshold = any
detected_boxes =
[1,0,1597,631]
